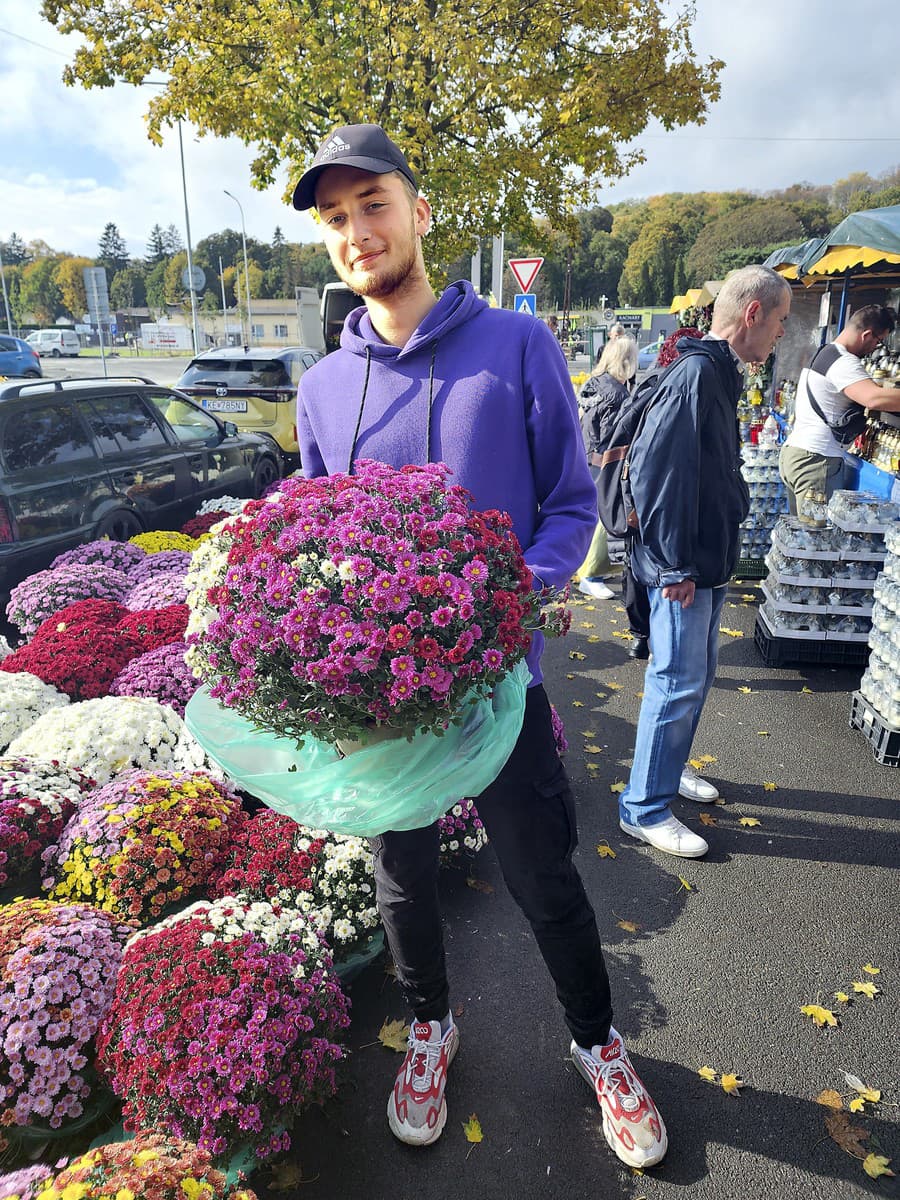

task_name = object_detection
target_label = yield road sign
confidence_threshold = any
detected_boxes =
[514,293,537,316]
[508,257,543,293]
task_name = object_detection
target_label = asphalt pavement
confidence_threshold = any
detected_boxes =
[258,579,899,1200]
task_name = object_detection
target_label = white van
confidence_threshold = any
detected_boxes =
[26,329,80,358]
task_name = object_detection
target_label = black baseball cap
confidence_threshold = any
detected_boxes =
[292,124,418,211]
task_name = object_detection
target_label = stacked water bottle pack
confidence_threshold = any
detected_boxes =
[852,522,900,764]
[738,444,789,566]
[755,492,897,665]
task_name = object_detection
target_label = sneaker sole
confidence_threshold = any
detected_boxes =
[387,1030,459,1147]
[677,785,718,803]
[619,819,708,859]
[569,1045,668,1170]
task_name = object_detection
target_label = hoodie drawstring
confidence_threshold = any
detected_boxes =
[347,343,438,474]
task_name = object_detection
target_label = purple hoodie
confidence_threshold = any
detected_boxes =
[296,280,596,683]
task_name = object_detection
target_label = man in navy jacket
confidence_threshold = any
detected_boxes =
[620,265,791,858]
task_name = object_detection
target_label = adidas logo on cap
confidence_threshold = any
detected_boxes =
[319,133,351,161]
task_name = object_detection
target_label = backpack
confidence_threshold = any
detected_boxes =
[593,349,713,538]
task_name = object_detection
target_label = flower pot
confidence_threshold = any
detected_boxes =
[335,724,414,757]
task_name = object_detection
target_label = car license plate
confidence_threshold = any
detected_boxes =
[202,398,248,413]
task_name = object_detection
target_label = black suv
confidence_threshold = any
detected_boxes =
[0,376,281,600]
[176,346,323,471]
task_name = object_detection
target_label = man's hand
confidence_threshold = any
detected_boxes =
[661,579,695,608]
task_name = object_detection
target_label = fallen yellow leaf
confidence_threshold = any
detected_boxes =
[852,980,880,999]
[378,1018,410,1052]
[801,1003,839,1028]
[737,686,755,694]
[566,673,575,680]
[616,917,641,933]
[763,781,777,792]
[612,630,633,641]
[463,1113,483,1144]
[586,762,601,772]
[615,606,626,613]
[757,730,769,736]
[834,991,850,1003]
[635,690,644,698]
[697,1065,718,1082]
[569,651,586,660]
[845,1075,881,1103]
[587,635,601,643]
[698,812,717,827]
[677,876,693,892]
[720,1073,743,1096]
[816,1089,843,1110]
[687,757,704,770]
[579,620,593,628]
[719,627,744,637]
[848,1096,867,1113]
[580,729,596,736]
[698,754,717,765]
[466,876,494,895]
[572,700,584,707]
[596,842,617,859]
[862,963,880,975]
[584,744,603,755]
[800,686,813,693]
[862,1154,894,1180]
[740,593,756,602]
[606,681,622,691]
[609,780,626,793]
[583,604,596,611]
[739,817,761,827]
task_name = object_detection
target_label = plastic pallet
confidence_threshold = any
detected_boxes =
[850,691,900,767]
[753,614,870,668]
[734,557,768,580]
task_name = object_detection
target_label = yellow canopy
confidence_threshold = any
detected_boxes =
[773,262,800,280]
[804,244,900,276]
[668,294,687,314]
[668,287,703,313]
[695,280,723,307]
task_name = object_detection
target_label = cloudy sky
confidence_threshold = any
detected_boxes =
[1,0,898,260]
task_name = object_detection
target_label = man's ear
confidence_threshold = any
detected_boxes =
[415,196,432,237]
[746,299,762,326]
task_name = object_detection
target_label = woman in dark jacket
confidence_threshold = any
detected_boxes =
[577,335,650,657]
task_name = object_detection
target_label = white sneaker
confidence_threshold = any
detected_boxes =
[619,814,708,858]
[678,764,719,802]
[571,1028,668,1169]
[387,1019,459,1146]
[578,578,615,600]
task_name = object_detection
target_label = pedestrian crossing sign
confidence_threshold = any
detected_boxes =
[514,293,537,316]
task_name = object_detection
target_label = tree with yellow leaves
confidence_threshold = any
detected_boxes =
[41,0,722,265]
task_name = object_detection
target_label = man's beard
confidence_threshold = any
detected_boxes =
[338,241,419,300]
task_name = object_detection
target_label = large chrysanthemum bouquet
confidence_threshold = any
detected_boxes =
[187,460,561,746]
[0,1129,259,1200]
[96,897,350,1161]
[129,531,197,555]
[0,758,92,890]
[0,674,69,753]
[0,899,132,1133]
[50,538,147,575]
[43,770,241,924]
[6,566,130,639]
[209,809,322,903]
[8,696,206,786]
[109,642,199,716]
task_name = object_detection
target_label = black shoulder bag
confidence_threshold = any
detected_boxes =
[804,345,869,447]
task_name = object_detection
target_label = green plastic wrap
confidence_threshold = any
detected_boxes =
[183,661,529,836]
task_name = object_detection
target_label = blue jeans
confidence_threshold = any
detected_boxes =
[620,585,727,828]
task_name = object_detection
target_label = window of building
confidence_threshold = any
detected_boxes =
[251,324,265,340]
[274,324,288,339]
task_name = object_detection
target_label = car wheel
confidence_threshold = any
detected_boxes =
[50,348,61,358]
[95,509,144,542]
[23,370,40,378]
[252,456,280,498]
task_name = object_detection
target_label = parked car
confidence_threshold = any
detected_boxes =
[0,336,42,378]
[637,338,664,370]
[0,376,281,602]
[25,329,81,357]
[175,346,323,471]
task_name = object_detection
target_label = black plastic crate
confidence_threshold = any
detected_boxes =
[734,558,768,580]
[753,615,870,668]
[850,691,900,767]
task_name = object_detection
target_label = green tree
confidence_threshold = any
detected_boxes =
[145,260,169,314]
[145,224,167,264]
[162,224,183,256]
[97,222,129,273]
[20,257,64,324]
[53,256,93,317]
[45,0,722,268]
[684,200,804,282]
[1,233,29,265]
[109,264,147,309]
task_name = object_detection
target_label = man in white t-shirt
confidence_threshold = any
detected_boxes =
[780,304,900,513]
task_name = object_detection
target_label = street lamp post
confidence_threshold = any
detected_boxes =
[177,120,202,355]
[0,242,12,336]
[224,190,253,346]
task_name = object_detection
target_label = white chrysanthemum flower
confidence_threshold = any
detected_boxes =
[8,696,206,785]
[0,671,70,751]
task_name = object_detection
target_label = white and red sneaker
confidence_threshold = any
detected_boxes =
[388,1019,459,1146]
[570,1027,668,1169]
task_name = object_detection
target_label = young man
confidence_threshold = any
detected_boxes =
[780,304,900,513]
[292,124,668,1168]
[619,265,792,858]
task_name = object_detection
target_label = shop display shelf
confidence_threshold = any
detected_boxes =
[771,528,837,560]
[850,690,900,767]
[754,610,870,668]
[760,581,873,618]
[830,511,895,536]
